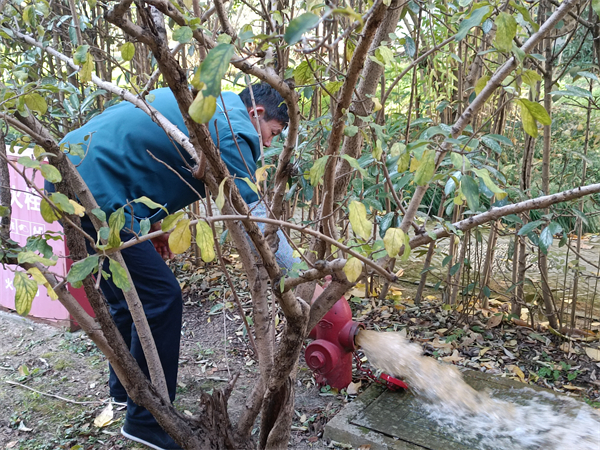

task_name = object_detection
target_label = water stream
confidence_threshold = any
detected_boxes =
[356,330,600,450]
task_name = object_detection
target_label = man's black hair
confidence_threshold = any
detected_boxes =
[239,83,289,125]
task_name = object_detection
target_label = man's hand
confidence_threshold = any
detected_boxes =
[150,222,175,260]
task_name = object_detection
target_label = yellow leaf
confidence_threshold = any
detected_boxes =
[93,403,114,427]
[383,227,404,258]
[474,75,490,95]
[168,219,191,254]
[216,178,227,210]
[585,347,600,361]
[27,267,57,300]
[255,165,274,184]
[343,257,363,283]
[196,221,215,263]
[348,201,372,241]
[507,364,525,383]
[189,91,217,124]
[69,200,85,217]
[79,56,94,83]
[371,97,382,112]
[13,272,37,316]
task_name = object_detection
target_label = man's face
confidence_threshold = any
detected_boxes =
[247,106,285,147]
[257,118,284,147]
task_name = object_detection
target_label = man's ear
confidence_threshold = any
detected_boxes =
[248,105,266,119]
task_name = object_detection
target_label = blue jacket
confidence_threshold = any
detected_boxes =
[59,89,260,228]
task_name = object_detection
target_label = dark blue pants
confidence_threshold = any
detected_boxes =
[81,218,182,428]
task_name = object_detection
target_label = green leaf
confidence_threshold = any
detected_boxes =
[73,45,89,64]
[341,154,367,177]
[24,93,48,115]
[189,91,217,124]
[18,156,40,169]
[344,125,359,137]
[472,168,507,200]
[293,60,315,85]
[91,208,106,222]
[522,70,542,90]
[383,228,404,258]
[397,149,410,173]
[67,255,100,284]
[460,175,480,211]
[216,179,227,210]
[510,0,539,32]
[80,56,94,83]
[108,207,125,248]
[40,164,62,183]
[539,226,553,254]
[494,12,517,52]
[162,211,185,232]
[593,0,600,17]
[172,26,193,43]
[372,139,382,160]
[518,219,544,236]
[199,43,235,97]
[168,218,191,254]
[309,156,329,186]
[349,201,372,241]
[520,98,551,125]
[325,81,343,94]
[40,199,60,223]
[133,196,168,213]
[109,258,131,291]
[389,142,406,158]
[455,6,490,41]
[67,143,85,158]
[17,251,57,267]
[13,272,38,316]
[414,149,435,186]
[50,193,74,214]
[474,75,490,95]
[140,219,150,236]
[520,101,538,137]
[196,220,215,263]
[343,257,363,283]
[120,42,135,61]
[284,12,320,45]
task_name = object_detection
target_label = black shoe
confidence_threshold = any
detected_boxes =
[121,420,183,450]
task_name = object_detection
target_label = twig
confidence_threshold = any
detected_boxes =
[5,380,104,405]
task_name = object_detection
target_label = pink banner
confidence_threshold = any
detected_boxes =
[1,156,70,322]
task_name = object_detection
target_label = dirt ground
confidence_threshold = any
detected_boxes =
[0,257,346,450]
[1,255,600,450]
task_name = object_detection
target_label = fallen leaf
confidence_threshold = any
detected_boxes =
[6,442,17,449]
[562,384,585,391]
[17,421,32,432]
[585,347,600,361]
[479,347,490,357]
[346,381,361,395]
[560,342,573,353]
[442,350,464,363]
[486,314,503,328]
[299,414,307,423]
[436,328,448,335]
[93,403,114,428]
[507,364,525,383]
[432,337,453,349]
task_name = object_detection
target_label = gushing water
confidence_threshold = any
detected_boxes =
[356,330,600,450]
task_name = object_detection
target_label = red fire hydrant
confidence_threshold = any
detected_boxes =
[305,284,363,390]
